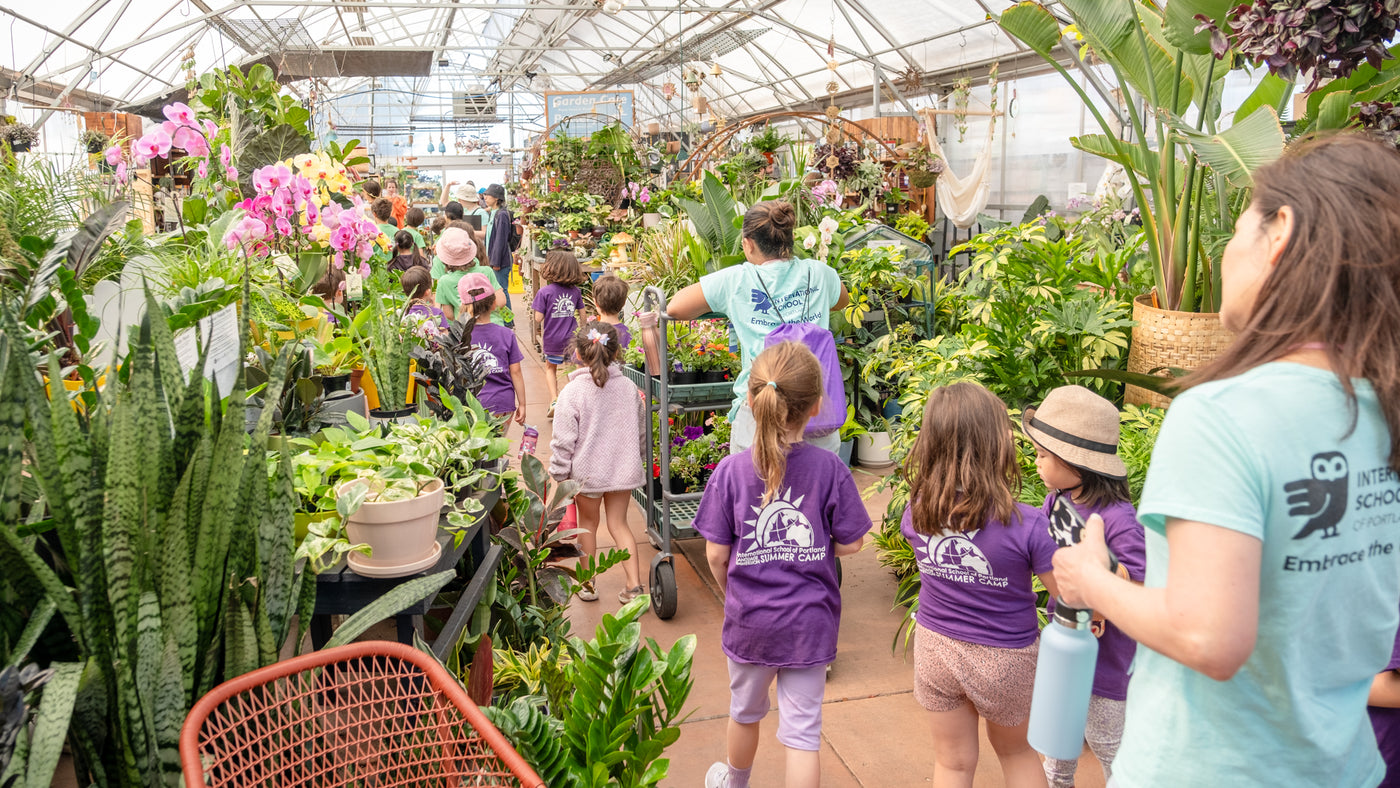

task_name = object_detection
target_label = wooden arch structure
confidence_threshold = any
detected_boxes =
[675,111,906,182]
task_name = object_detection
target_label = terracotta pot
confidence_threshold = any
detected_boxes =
[1125,294,1234,408]
[647,122,660,135]
[338,477,444,577]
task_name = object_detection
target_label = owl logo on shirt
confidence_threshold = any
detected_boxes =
[1286,452,1350,540]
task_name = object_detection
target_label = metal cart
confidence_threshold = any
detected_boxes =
[622,286,735,620]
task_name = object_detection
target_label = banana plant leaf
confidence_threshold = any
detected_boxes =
[1163,107,1286,189]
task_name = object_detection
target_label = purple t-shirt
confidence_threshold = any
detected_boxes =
[610,321,632,350]
[1370,616,1400,787]
[693,443,873,668]
[467,322,522,415]
[531,283,582,355]
[901,502,1057,648]
[1042,497,1145,700]
[406,301,449,331]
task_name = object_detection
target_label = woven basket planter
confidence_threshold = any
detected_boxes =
[1125,294,1235,408]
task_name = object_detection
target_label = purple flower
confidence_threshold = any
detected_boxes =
[683,425,704,441]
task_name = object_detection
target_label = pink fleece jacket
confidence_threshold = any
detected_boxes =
[548,366,647,495]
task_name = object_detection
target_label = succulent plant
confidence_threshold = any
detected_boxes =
[1355,100,1400,147]
[1202,1,1400,90]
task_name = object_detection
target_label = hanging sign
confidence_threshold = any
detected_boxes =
[544,91,635,136]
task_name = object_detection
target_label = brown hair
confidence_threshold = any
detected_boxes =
[469,293,496,321]
[573,321,621,387]
[1183,133,1400,472]
[593,273,628,315]
[542,249,585,285]
[430,216,447,235]
[405,206,425,228]
[362,180,381,198]
[393,229,416,253]
[371,197,393,221]
[905,382,1019,535]
[310,266,346,302]
[748,342,824,506]
[1036,445,1131,509]
[741,200,797,259]
[400,266,431,300]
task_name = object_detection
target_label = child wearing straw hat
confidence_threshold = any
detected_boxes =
[1023,385,1146,788]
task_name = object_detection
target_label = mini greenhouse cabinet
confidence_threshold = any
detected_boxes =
[842,224,938,337]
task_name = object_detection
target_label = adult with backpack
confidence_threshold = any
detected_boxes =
[665,200,850,454]
[482,183,521,309]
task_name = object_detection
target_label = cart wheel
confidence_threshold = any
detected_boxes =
[650,559,678,619]
[647,529,662,550]
[836,556,844,588]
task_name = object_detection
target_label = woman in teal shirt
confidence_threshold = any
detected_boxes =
[666,201,848,454]
[1053,134,1400,786]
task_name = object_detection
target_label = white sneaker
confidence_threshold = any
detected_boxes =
[704,761,729,788]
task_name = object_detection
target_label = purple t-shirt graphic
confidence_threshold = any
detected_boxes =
[531,283,582,355]
[901,502,1057,649]
[467,321,522,415]
[1042,497,1145,700]
[693,443,873,668]
[1370,614,1400,787]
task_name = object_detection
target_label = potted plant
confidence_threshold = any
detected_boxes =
[335,471,445,577]
[357,294,417,422]
[838,405,866,467]
[80,128,110,154]
[749,124,792,163]
[899,143,945,189]
[1,122,39,153]
[855,414,895,469]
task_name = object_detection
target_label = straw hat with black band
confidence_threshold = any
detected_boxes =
[1022,385,1127,480]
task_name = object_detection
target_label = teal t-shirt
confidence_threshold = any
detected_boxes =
[436,263,505,325]
[1115,363,1399,788]
[698,257,842,418]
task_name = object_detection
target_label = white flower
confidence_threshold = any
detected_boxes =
[802,234,817,250]
[818,216,839,235]
[820,230,833,246]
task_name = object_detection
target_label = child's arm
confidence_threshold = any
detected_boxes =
[441,303,455,321]
[833,535,865,556]
[1037,570,1060,601]
[1372,670,1400,708]
[706,542,731,597]
[509,362,526,425]
[547,391,577,481]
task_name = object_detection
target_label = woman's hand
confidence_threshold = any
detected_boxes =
[1052,513,1114,608]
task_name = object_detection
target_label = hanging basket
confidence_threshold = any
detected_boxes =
[1124,294,1235,408]
[908,169,937,189]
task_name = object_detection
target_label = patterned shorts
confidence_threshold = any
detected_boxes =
[914,624,1039,727]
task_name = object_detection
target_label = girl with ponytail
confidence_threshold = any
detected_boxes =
[549,321,647,603]
[694,342,873,788]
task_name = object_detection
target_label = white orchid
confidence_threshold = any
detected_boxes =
[818,216,839,235]
[802,234,817,250]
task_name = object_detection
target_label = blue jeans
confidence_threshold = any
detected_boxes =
[493,265,512,310]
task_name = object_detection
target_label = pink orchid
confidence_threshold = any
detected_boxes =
[197,160,208,179]
[115,161,128,184]
[275,217,293,236]
[103,145,123,166]
[359,262,372,279]
[134,129,172,160]
[219,143,232,168]
[332,251,345,269]
[252,164,293,193]
[203,119,218,138]
[162,102,197,127]
[225,166,237,181]
[161,120,177,136]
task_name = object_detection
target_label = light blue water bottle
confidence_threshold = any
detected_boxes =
[1027,603,1099,760]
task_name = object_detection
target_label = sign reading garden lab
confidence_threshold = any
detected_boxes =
[544,91,635,136]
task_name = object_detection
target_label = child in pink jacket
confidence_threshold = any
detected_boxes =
[549,321,647,603]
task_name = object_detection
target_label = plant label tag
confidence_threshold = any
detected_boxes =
[345,270,364,301]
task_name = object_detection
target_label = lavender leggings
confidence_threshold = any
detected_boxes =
[1043,694,1126,787]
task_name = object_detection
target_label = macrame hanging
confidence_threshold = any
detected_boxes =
[919,103,998,229]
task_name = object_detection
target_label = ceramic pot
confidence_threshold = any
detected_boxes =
[369,405,417,425]
[322,373,351,393]
[321,391,369,426]
[642,212,662,229]
[856,431,894,469]
[337,478,444,577]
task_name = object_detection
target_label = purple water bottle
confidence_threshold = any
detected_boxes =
[519,425,539,459]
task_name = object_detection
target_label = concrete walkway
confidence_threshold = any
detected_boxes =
[506,319,1107,788]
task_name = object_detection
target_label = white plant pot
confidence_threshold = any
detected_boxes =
[855,431,894,469]
[337,477,444,577]
[642,212,663,228]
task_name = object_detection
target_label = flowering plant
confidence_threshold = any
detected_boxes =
[623,181,652,206]
[102,101,236,205]
[287,150,356,205]
[809,179,841,208]
[670,416,731,491]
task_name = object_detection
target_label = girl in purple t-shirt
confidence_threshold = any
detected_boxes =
[900,381,1059,788]
[458,272,524,423]
[695,342,872,788]
[1023,385,1146,788]
[530,250,585,417]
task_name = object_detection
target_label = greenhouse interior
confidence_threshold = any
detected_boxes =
[4,1,1400,786]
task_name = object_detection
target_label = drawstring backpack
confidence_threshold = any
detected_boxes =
[754,265,847,438]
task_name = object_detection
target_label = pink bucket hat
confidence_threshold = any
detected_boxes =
[436,227,477,269]
[458,272,495,305]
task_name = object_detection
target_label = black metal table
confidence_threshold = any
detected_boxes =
[310,486,503,662]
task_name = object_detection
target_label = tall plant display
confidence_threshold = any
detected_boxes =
[998,0,1288,312]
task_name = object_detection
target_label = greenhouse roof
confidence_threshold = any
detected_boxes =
[2,0,1076,143]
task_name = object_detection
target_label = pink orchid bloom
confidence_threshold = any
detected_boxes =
[134,129,172,160]
[225,166,238,181]
[219,143,232,168]
[161,121,178,136]
[358,262,371,278]
[275,217,293,236]
[103,145,123,166]
[332,251,345,269]
[115,161,128,184]
[252,164,293,193]
[197,160,208,179]
[162,102,197,127]
[356,241,373,260]
[203,119,218,138]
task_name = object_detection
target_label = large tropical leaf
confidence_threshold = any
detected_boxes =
[1234,73,1295,124]
[24,201,129,310]
[1164,106,1286,189]
[1070,133,1166,181]
[996,2,1064,58]
[1061,0,1194,115]
[1160,0,1233,56]
[237,125,312,197]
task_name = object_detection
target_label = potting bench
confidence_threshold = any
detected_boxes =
[309,483,502,661]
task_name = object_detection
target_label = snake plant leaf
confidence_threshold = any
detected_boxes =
[153,635,185,786]
[5,598,55,669]
[324,569,455,648]
[23,661,83,788]
[1164,106,1286,189]
[996,2,1064,57]
[160,469,198,697]
[259,448,298,649]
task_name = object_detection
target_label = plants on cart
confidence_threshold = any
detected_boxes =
[411,317,493,418]
[485,596,696,788]
[669,417,731,492]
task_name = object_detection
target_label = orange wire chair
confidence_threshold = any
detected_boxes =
[180,641,545,787]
